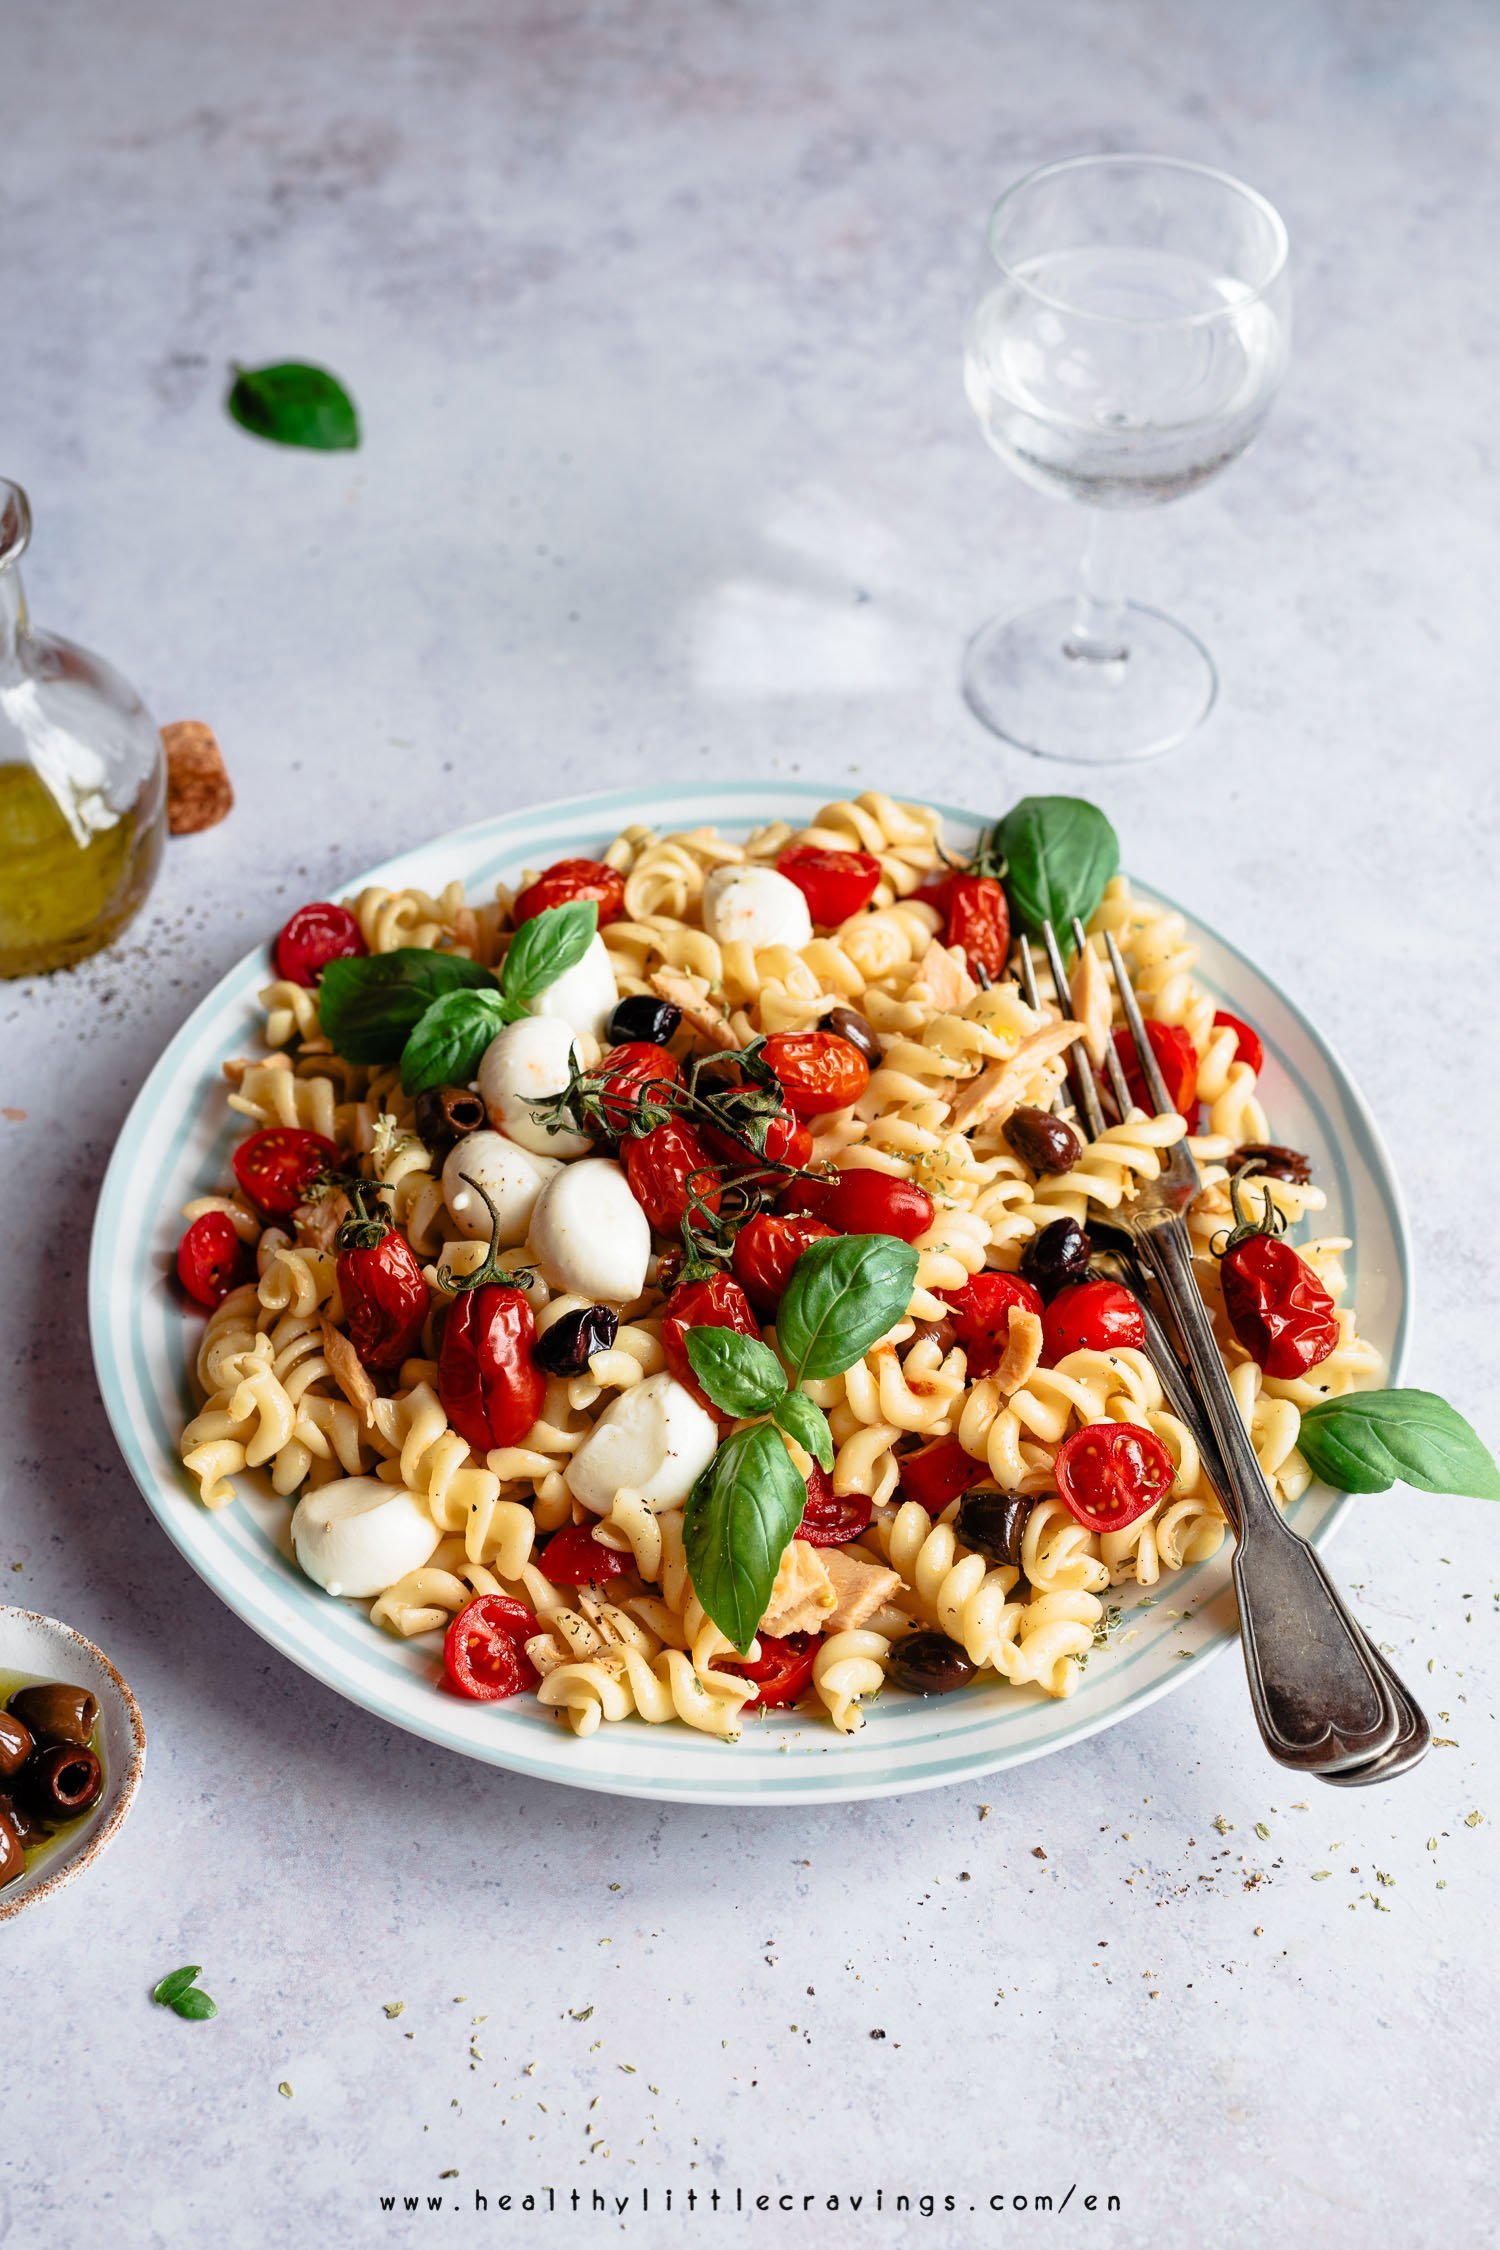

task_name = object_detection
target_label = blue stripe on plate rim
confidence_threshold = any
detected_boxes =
[87,781,1413,1805]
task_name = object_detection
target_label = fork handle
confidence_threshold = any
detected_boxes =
[1137,1214,1397,1773]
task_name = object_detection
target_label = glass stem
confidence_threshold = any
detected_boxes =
[1064,513,1130,664]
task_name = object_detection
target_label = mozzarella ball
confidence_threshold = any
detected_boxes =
[530,931,619,1045]
[701,865,813,952]
[565,1373,721,1515]
[291,1477,440,1599]
[478,1015,592,1158]
[442,1130,561,1244]
[528,1158,650,1304]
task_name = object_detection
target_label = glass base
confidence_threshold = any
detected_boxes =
[962,598,1217,764]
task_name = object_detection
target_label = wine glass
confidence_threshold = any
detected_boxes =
[962,154,1291,763]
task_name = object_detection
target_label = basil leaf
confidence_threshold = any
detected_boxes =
[170,1987,219,2021]
[152,1965,203,2006]
[684,1329,787,1418]
[776,1233,919,1383]
[226,362,359,451]
[772,1390,835,1473]
[1296,1390,1500,1499]
[401,987,519,1096]
[993,796,1119,947]
[318,949,494,1064]
[684,1421,807,1653]
[502,900,598,1008]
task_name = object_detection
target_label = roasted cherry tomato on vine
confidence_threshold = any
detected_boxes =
[1111,1019,1199,1117]
[1218,1184,1338,1381]
[775,844,882,926]
[273,901,367,987]
[176,1211,250,1307]
[702,1107,814,1174]
[1055,1422,1175,1535]
[512,857,625,928]
[537,1524,630,1588]
[761,1030,871,1119]
[335,1188,429,1372]
[724,1630,819,1708]
[795,1460,872,1547]
[232,1127,340,1217]
[661,1273,760,1413]
[939,1269,1045,1378]
[732,1213,837,1312]
[593,1042,682,1139]
[820,1168,934,1244]
[899,1435,985,1515]
[437,1182,546,1452]
[942,872,1010,979]
[625,1119,723,1235]
[1041,1279,1148,1366]
[1213,1009,1265,1078]
[442,1594,539,1701]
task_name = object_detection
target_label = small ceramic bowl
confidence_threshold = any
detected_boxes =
[0,1608,146,1921]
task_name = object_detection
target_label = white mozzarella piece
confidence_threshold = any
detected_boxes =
[529,931,619,1044]
[564,1372,721,1515]
[291,1477,440,1599]
[441,1131,561,1244]
[528,1158,651,1305]
[701,864,813,952]
[477,1015,592,1158]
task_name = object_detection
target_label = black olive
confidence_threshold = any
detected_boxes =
[1004,1105,1082,1176]
[0,1803,23,1887]
[957,1489,1032,1568]
[533,1304,620,1377]
[607,994,682,1048]
[412,1084,487,1154]
[0,1789,36,1847]
[887,1630,976,1697]
[1227,1142,1312,1186]
[906,1316,958,1356]
[17,1743,104,1822]
[822,1006,881,1067]
[0,1711,33,1780]
[1020,1216,1092,1301]
[9,1682,98,1750]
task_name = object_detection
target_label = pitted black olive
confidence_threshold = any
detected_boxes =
[533,1304,620,1377]
[412,1084,487,1154]
[9,1682,98,1750]
[16,1743,104,1822]
[0,1803,23,1887]
[957,1488,1032,1569]
[1020,1215,1092,1300]
[1004,1105,1082,1176]
[0,1711,33,1780]
[0,1790,36,1847]
[887,1630,976,1697]
[1227,1142,1312,1186]
[606,994,682,1048]
[822,1006,881,1067]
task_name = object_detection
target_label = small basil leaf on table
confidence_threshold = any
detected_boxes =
[318,949,494,1064]
[684,1329,787,1418]
[226,362,360,451]
[401,988,520,1096]
[684,1421,808,1653]
[1296,1390,1500,1499]
[992,796,1119,947]
[777,1234,919,1383]
[151,1965,203,2007]
[501,900,598,1008]
[169,1986,219,2022]
[771,1389,835,1473]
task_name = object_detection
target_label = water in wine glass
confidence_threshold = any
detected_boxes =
[964,246,1289,508]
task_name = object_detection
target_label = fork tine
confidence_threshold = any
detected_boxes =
[1102,927,1175,1119]
[1039,920,1107,1141]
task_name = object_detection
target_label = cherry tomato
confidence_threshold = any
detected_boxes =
[537,1524,630,1588]
[625,1119,723,1235]
[701,1108,814,1174]
[337,1214,429,1372]
[943,872,1010,979]
[232,1127,339,1217]
[512,857,625,928]
[724,1630,819,1708]
[775,844,881,926]
[273,901,367,987]
[442,1594,539,1701]
[761,1031,870,1119]
[1220,1232,1338,1381]
[732,1213,837,1312]
[1055,1422,1176,1535]
[899,1435,985,1514]
[176,1212,250,1307]
[661,1274,760,1414]
[820,1169,934,1244]
[439,1281,545,1452]
[940,1269,1045,1379]
[1111,1019,1199,1116]
[796,1460,872,1547]
[1213,1009,1265,1078]
[1041,1279,1147,1366]
[593,1043,682,1139]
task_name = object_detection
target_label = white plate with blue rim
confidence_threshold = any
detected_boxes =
[88,781,1412,1804]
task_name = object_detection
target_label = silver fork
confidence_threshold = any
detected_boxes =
[1019,917,1424,1778]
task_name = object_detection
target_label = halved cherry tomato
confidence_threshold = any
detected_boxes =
[724,1630,819,1708]
[776,845,882,926]
[176,1212,250,1307]
[702,1109,814,1174]
[899,1435,984,1514]
[593,1043,682,1139]
[1055,1422,1175,1534]
[1041,1279,1147,1366]
[1111,1019,1199,1116]
[232,1127,339,1217]
[796,1460,872,1547]
[625,1120,723,1235]
[442,1594,539,1701]
[512,857,626,929]
[943,872,1010,979]
[761,1031,870,1119]
[1213,1009,1264,1078]
[273,901,367,987]
[661,1273,761,1414]
[537,1524,630,1588]
[939,1269,1045,1378]
[821,1169,933,1244]
[732,1213,837,1312]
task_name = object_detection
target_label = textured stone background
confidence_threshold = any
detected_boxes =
[3,3,1496,2244]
